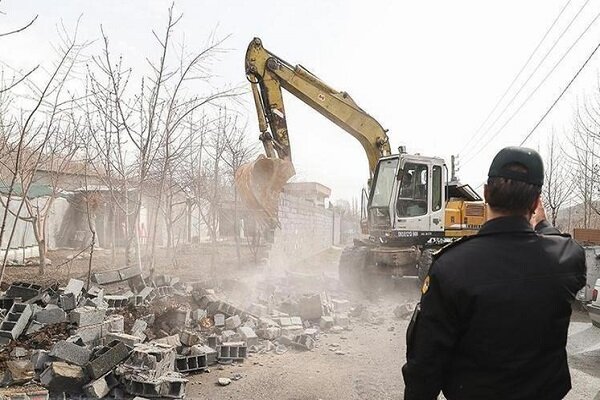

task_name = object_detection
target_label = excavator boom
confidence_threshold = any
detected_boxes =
[238,38,392,227]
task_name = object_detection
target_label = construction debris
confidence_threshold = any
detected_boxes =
[0,266,355,398]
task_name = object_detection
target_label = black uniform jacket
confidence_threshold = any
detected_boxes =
[402,216,586,400]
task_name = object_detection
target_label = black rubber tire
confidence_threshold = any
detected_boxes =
[339,245,369,287]
[417,248,435,283]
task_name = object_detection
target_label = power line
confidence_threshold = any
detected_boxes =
[520,37,600,145]
[458,0,573,156]
[462,4,600,167]
[461,0,590,160]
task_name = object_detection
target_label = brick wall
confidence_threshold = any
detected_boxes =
[268,193,340,268]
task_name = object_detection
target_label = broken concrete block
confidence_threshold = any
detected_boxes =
[191,309,206,321]
[320,316,335,330]
[83,374,111,399]
[257,326,281,340]
[221,330,239,343]
[153,334,181,348]
[225,315,241,330]
[73,322,105,345]
[237,326,258,347]
[293,333,315,350]
[190,345,217,365]
[278,317,292,327]
[31,349,50,371]
[34,306,66,324]
[297,293,327,320]
[106,314,125,333]
[304,328,319,339]
[49,340,92,366]
[0,303,32,340]
[131,319,148,338]
[1,360,34,386]
[5,282,42,301]
[64,279,84,297]
[69,306,106,327]
[40,362,85,393]
[119,265,142,281]
[91,270,121,285]
[120,342,176,380]
[86,339,131,379]
[290,316,303,326]
[58,292,77,311]
[179,330,200,347]
[214,313,225,327]
[105,332,143,348]
[120,371,187,399]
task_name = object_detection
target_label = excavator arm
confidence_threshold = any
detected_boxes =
[245,37,391,174]
[237,37,392,228]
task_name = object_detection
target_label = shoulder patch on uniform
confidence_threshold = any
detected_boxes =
[421,275,430,294]
[432,235,477,260]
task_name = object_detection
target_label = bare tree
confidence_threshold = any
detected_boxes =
[543,132,573,227]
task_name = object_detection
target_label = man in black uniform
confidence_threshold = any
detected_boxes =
[402,146,586,400]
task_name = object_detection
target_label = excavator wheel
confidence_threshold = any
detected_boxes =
[417,248,436,283]
[338,245,369,288]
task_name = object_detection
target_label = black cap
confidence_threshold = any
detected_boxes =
[488,146,544,187]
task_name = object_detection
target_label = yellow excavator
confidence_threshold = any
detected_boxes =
[236,37,485,286]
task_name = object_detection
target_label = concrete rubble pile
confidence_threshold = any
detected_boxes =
[0,266,356,399]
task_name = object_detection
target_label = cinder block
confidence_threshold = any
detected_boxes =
[0,303,32,340]
[40,362,85,393]
[91,270,121,285]
[58,293,77,311]
[153,334,181,347]
[49,340,91,366]
[105,332,142,348]
[64,279,84,297]
[257,326,281,340]
[86,339,130,379]
[120,342,176,380]
[106,314,125,333]
[214,313,225,327]
[293,333,315,350]
[175,354,207,373]
[191,309,206,321]
[225,315,241,330]
[237,326,258,347]
[118,265,142,281]
[73,322,105,345]
[216,342,247,361]
[120,372,187,399]
[69,306,106,327]
[190,345,217,365]
[5,282,42,301]
[104,295,129,309]
[179,330,199,347]
[34,306,67,324]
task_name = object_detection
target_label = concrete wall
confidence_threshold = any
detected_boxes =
[268,193,342,268]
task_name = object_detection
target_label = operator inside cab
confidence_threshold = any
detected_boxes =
[397,164,427,217]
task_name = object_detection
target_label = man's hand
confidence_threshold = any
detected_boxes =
[530,198,547,227]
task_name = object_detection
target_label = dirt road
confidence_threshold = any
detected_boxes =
[184,248,600,400]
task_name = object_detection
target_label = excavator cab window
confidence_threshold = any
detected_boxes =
[369,158,399,208]
[397,162,428,217]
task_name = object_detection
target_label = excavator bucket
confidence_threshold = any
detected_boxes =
[235,155,295,228]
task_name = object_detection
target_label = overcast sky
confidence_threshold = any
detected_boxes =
[3,0,600,202]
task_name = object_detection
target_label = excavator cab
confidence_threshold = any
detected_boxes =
[367,153,446,245]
